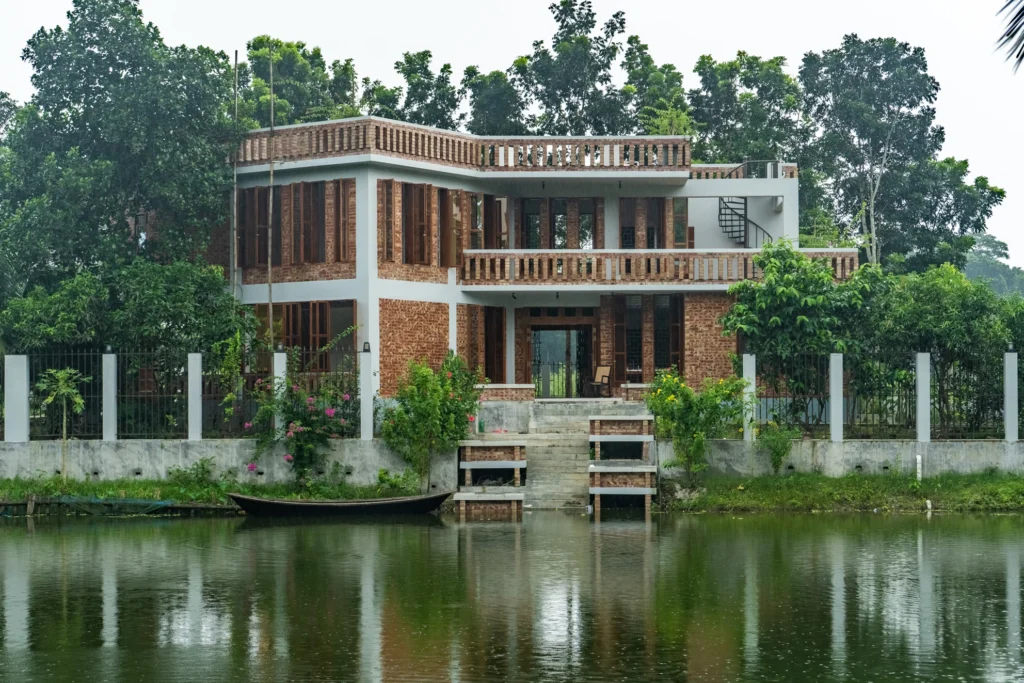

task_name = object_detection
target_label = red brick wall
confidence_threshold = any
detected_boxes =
[377,180,448,283]
[684,293,735,384]
[379,299,449,396]
[478,386,534,401]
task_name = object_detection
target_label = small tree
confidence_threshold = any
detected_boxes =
[645,369,747,486]
[381,352,482,489]
[36,368,91,482]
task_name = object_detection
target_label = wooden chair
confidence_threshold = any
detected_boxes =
[587,366,612,398]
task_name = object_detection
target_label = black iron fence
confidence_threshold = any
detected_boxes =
[755,354,831,436]
[29,349,104,440]
[844,353,917,439]
[532,361,587,398]
[201,351,271,438]
[117,351,188,439]
[930,356,1003,440]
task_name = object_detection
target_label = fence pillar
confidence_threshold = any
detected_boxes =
[359,350,373,440]
[916,352,930,443]
[4,355,29,443]
[103,354,117,441]
[187,353,202,441]
[742,354,756,442]
[1006,352,1018,443]
[830,353,843,443]
[274,351,288,432]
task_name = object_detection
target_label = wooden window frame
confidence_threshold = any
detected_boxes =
[291,182,326,266]
[383,182,394,262]
[402,183,430,266]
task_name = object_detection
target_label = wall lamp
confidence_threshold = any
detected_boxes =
[362,342,371,353]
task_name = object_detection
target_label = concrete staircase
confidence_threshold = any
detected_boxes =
[473,400,652,510]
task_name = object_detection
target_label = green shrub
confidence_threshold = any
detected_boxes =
[756,421,801,473]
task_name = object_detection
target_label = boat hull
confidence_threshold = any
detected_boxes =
[228,491,452,517]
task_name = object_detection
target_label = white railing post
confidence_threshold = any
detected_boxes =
[103,353,117,441]
[743,354,756,442]
[187,353,202,441]
[1006,351,1018,443]
[830,353,843,443]
[274,350,288,431]
[916,352,931,443]
[4,355,29,443]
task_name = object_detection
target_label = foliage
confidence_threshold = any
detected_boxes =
[622,35,688,135]
[645,369,747,486]
[461,67,530,135]
[381,352,482,481]
[756,421,801,474]
[36,368,91,481]
[0,272,108,352]
[394,51,464,130]
[966,235,1024,296]
[511,0,629,135]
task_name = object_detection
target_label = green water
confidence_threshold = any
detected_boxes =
[0,513,1022,682]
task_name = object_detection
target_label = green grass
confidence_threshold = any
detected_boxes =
[0,466,421,507]
[662,471,1024,513]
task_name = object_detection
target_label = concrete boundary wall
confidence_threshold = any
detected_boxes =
[0,439,457,491]
[658,440,1024,479]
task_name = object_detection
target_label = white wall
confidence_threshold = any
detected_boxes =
[689,196,787,249]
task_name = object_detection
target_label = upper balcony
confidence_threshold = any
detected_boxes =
[236,116,692,176]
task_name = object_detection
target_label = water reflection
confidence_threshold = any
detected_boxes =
[0,514,1022,682]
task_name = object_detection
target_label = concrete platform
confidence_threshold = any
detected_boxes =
[588,462,657,473]
[459,460,527,469]
[589,487,657,495]
[589,434,654,443]
[453,491,525,501]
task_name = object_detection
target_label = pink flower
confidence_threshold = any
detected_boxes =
[306,396,315,404]
[297,426,305,433]
[308,405,315,412]
[292,384,300,391]
[286,430,294,438]
[447,372,453,379]
[325,407,336,417]
[339,418,347,425]
[255,378,263,385]
[244,422,252,430]
[247,463,257,472]
[468,415,476,422]
[342,393,351,401]
[449,392,454,399]
[283,454,294,462]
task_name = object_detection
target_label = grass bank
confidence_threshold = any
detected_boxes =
[661,471,1024,513]
[0,464,420,507]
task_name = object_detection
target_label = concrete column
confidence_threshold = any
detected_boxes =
[916,352,930,443]
[274,351,287,431]
[187,353,202,441]
[505,305,516,383]
[448,299,458,353]
[360,349,374,440]
[102,354,117,441]
[4,355,29,443]
[1006,352,1018,443]
[603,196,620,249]
[830,353,843,443]
[743,354,756,442]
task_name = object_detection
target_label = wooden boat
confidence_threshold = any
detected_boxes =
[227,491,452,517]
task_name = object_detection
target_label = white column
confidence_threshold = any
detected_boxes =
[4,355,29,443]
[102,353,117,441]
[743,354,756,442]
[355,170,379,442]
[603,196,620,249]
[187,353,202,441]
[1006,352,1018,443]
[830,353,843,443]
[360,349,374,440]
[505,305,516,383]
[916,352,930,443]
[274,351,287,431]
[448,301,458,353]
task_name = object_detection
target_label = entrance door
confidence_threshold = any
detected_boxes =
[531,327,592,398]
[483,307,505,383]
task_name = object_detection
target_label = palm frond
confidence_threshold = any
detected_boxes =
[999,0,1024,70]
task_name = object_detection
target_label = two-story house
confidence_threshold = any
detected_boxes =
[211,117,857,439]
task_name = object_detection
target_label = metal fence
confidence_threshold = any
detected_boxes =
[844,353,918,439]
[755,354,831,436]
[28,349,104,440]
[201,351,271,438]
[931,356,1003,439]
[117,351,188,439]
[532,362,587,398]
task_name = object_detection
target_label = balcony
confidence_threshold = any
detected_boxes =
[236,116,690,174]
[460,249,858,288]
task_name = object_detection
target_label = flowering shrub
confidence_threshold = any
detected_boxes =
[249,372,359,482]
[645,369,748,485]
[381,352,482,483]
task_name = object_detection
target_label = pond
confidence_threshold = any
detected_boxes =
[0,512,1021,682]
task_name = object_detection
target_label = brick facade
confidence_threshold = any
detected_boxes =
[684,292,735,384]
[378,298,449,396]
[478,386,535,401]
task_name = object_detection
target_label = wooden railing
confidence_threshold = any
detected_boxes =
[461,250,858,286]
[237,117,692,172]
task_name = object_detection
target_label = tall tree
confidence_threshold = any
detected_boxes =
[360,78,403,120]
[511,0,628,135]
[966,234,1024,296]
[0,92,15,138]
[621,36,690,135]
[461,67,530,135]
[800,35,943,265]
[393,51,464,130]
[1000,0,1024,69]
[688,51,803,164]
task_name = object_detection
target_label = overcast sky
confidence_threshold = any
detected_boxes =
[3,0,1022,264]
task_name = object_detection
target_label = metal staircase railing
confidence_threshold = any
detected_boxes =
[718,196,773,248]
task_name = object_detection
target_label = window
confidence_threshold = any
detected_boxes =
[579,199,595,250]
[291,182,326,265]
[384,182,394,261]
[523,199,541,249]
[439,188,456,268]
[654,294,682,371]
[335,180,350,263]
[470,194,483,249]
[613,295,644,384]
[646,198,664,249]
[238,186,281,267]
[550,199,568,249]
[673,198,689,248]
[402,183,429,265]
[620,199,636,249]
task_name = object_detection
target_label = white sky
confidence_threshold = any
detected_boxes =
[2,0,1022,264]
